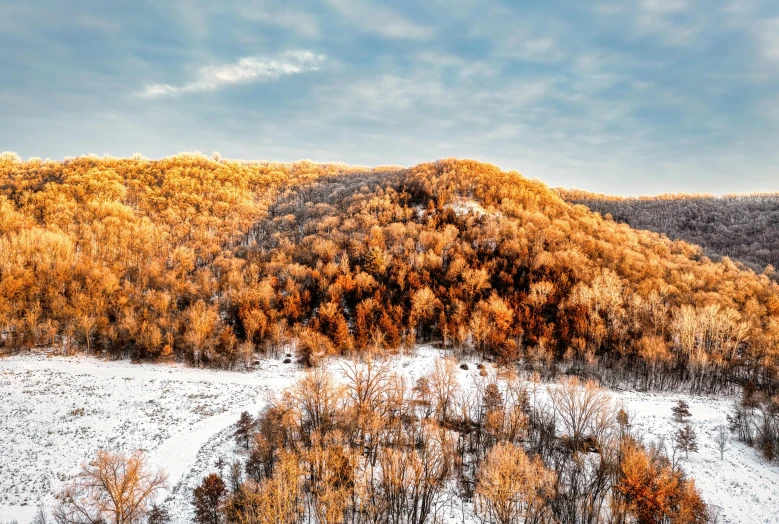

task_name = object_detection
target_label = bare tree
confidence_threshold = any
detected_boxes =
[548,377,615,451]
[429,357,460,423]
[31,504,49,524]
[716,425,729,460]
[54,450,167,524]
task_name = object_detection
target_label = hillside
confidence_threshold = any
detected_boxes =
[555,188,779,276]
[1,154,779,396]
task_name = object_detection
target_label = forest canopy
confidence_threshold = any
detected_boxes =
[555,188,779,276]
[2,153,779,394]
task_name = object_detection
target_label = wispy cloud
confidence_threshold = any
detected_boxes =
[760,18,779,62]
[640,0,689,13]
[141,51,325,98]
[463,6,566,63]
[325,0,434,40]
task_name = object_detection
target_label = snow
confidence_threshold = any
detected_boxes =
[615,391,779,524]
[0,353,300,522]
[1,348,778,523]
[446,198,487,216]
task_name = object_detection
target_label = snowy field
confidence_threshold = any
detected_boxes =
[1,349,778,523]
[0,353,300,523]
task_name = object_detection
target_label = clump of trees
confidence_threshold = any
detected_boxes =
[195,359,710,523]
[2,154,779,397]
[728,381,779,462]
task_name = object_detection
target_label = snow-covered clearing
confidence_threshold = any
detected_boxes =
[0,353,299,522]
[616,391,779,524]
[1,348,778,523]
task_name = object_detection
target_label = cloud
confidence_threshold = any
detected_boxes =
[234,3,320,38]
[462,6,566,63]
[503,34,564,62]
[760,18,779,62]
[325,0,434,40]
[593,1,700,47]
[640,0,689,13]
[141,51,325,97]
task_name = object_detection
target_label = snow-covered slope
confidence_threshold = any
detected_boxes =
[1,350,778,523]
[615,391,779,524]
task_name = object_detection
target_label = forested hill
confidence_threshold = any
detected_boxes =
[555,188,779,276]
[2,153,778,393]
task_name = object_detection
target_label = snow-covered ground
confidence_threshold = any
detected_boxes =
[1,349,778,523]
[0,353,300,523]
[616,391,779,524]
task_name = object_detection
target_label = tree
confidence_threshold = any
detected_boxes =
[226,451,301,524]
[548,377,615,451]
[617,439,708,523]
[31,504,49,524]
[672,400,692,423]
[428,357,460,422]
[297,328,335,367]
[234,411,254,449]
[192,474,226,524]
[715,425,729,460]
[240,306,267,348]
[146,504,171,524]
[475,442,554,524]
[53,450,167,524]
[184,300,220,365]
[674,424,699,459]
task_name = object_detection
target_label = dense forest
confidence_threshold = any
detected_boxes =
[555,189,779,276]
[2,153,779,401]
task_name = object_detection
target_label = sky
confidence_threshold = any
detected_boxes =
[1,0,779,195]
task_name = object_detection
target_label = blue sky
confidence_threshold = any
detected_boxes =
[1,0,778,195]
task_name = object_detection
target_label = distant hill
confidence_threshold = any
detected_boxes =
[555,188,779,276]
[1,154,778,392]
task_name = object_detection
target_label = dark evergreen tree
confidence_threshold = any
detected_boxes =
[672,400,691,423]
[146,504,170,524]
[234,411,254,449]
[674,424,699,458]
[192,474,226,524]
